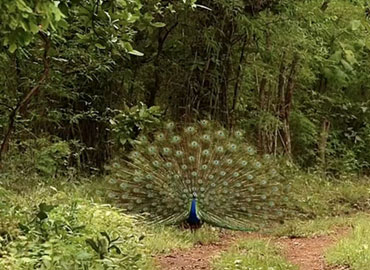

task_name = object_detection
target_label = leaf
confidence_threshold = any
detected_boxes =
[350,20,361,31]
[86,239,100,253]
[128,50,144,56]
[9,43,17,53]
[95,43,106,49]
[151,22,166,28]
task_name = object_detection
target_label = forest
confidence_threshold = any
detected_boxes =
[1,0,370,269]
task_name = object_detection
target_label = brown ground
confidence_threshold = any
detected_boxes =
[156,230,347,270]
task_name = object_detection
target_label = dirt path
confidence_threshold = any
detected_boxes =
[156,233,238,270]
[276,231,345,270]
[156,230,346,270]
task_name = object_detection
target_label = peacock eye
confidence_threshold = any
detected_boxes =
[216,130,225,138]
[202,134,211,141]
[247,174,254,180]
[248,187,255,192]
[202,149,210,156]
[190,141,199,148]
[216,146,224,153]
[220,171,226,176]
[162,147,171,155]
[108,178,117,184]
[148,146,157,154]
[201,165,208,170]
[175,150,183,157]
[108,192,117,198]
[208,174,214,180]
[213,160,220,166]
[261,180,267,185]
[152,160,160,167]
[188,156,195,162]
[171,136,181,144]
[156,133,165,141]
[254,161,262,168]
[191,171,198,177]
[233,172,239,177]
[185,126,196,134]
[235,130,243,138]
[166,122,175,129]
[228,144,237,151]
[226,159,233,165]
[240,160,248,166]
[247,146,255,154]
[200,120,209,126]
[165,162,173,168]
[181,164,188,170]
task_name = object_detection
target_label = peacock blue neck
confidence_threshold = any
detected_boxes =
[187,198,200,225]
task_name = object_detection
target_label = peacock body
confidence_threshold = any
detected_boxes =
[107,120,291,231]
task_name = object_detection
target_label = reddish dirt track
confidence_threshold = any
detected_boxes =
[156,230,347,270]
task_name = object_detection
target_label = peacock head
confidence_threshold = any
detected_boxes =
[192,192,197,199]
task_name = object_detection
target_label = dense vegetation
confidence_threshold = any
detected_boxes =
[1,0,370,270]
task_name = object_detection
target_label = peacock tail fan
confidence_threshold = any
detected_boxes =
[106,120,293,231]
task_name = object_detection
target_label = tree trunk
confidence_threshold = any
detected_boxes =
[318,118,331,170]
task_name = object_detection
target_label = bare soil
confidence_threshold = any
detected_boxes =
[156,230,347,270]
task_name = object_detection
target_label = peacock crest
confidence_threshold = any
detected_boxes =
[106,120,292,231]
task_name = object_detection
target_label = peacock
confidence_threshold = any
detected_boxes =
[106,120,292,231]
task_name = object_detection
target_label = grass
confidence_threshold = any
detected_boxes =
[144,225,220,254]
[325,214,370,270]
[212,238,297,270]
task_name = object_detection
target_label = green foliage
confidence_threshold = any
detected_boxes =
[110,103,163,148]
[212,238,297,270]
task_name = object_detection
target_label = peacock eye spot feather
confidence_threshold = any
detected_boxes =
[148,146,157,155]
[233,172,240,177]
[190,141,199,148]
[185,126,196,134]
[166,122,175,130]
[200,120,209,126]
[208,175,214,180]
[247,174,254,180]
[213,160,220,166]
[248,187,255,192]
[185,179,191,184]
[216,146,224,153]
[181,164,188,170]
[108,192,117,199]
[156,133,165,141]
[202,149,210,156]
[240,160,248,167]
[220,171,226,176]
[235,130,244,138]
[201,165,208,170]
[261,180,267,185]
[202,134,211,141]
[152,160,160,167]
[226,159,233,165]
[175,150,184,157]
[108,178,117,184]
[254,161,262,168]
[247,146,255,155]
[215,130,225,138]
[162,147,172,155]
[165,162,173,168]
[188,156,195,162]
[191,171,198,177]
